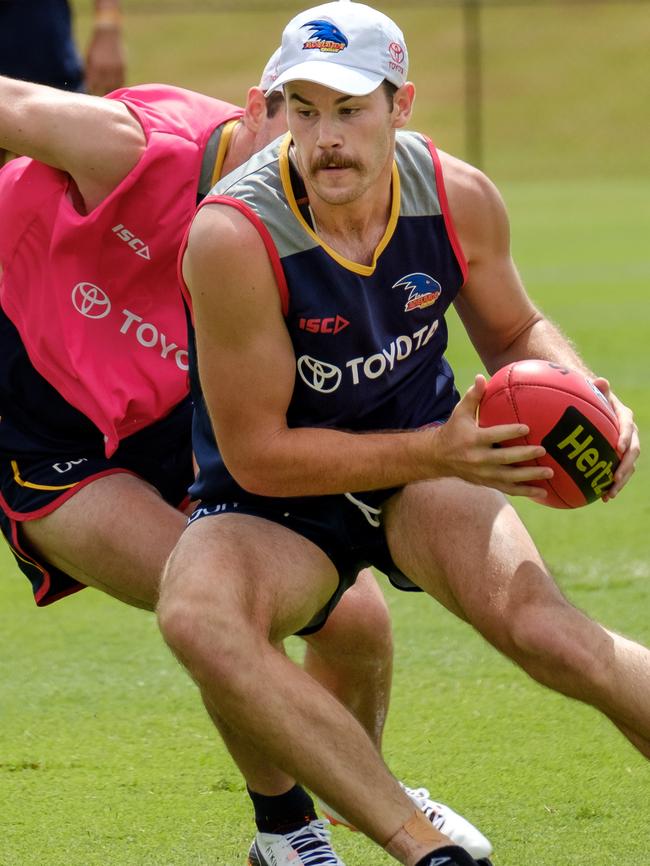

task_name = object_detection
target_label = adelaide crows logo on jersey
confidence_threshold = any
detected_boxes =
[302,20,349,53]
[393,273,442,313]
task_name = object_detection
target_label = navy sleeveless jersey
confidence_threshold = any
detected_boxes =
[188,131,467,501]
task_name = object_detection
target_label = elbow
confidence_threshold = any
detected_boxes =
[223,453,289,498]
[218,425,297,497]
[215,424,298,498]
[235,469,282,498]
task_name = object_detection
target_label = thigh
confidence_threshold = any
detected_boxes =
[22,473,186,609]
[162,513,341,643]
[304,567,391,657]
[384,478,563,644]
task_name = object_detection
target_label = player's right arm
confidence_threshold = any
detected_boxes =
[182,204,552,500]
[0,76,144,209]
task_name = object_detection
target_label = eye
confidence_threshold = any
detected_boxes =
[339,107,360,117]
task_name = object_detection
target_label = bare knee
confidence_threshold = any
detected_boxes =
[157,584,202,662]
[491,590,609,696]
[157,552,251,689]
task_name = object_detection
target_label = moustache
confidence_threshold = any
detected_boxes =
[311,152,361,172]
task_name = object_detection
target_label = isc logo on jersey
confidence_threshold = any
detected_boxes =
[112,223,151,260]
[297,320,439,393]
[299,315,350,335]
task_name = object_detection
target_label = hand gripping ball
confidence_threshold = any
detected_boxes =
[478,360,621,508]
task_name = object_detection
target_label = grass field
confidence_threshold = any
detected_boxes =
[2,2,649,864]
[1,186,648,866]
[74,0,650,181]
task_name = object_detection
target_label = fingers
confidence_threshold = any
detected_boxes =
[462,429,553,493]
[592,376,610,398]
[603,426,640,500]
[591,382,640,500]
[479,423,530,446]
[463,466,551,501]
[502,481,549,501]
[592,379,631,453]
[460,374,487,416]
[445,374,555,494]
[489,444,547,465]
[611,393,636,456]
[473,459,553,494]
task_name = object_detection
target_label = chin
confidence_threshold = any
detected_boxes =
[314,182,361,206]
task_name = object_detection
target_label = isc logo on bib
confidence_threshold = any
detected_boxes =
[112,223,151,260]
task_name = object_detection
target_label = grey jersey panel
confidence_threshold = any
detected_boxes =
[212,130,442,259]
[214,135,316,260]
[395,131,444,219]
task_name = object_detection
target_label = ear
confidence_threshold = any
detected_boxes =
[243,86,268,133]
[392,82,416,130]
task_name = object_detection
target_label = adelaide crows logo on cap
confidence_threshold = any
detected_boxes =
[302,19,349,53]
[393,273,442,312]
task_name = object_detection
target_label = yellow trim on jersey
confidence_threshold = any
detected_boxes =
[278,135,401,276]
[11,460,77,491]
[211,119,240,186]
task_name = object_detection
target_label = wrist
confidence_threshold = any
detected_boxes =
[94,6,122,29]
[413,423,448,481]
[401,427,432,483]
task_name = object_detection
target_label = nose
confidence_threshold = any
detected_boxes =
[315,113,342,150]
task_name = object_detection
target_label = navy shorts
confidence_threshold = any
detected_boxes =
[0,398,194,606]
[188,487,420,635]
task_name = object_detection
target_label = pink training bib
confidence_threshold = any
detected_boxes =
[0,84,242,455]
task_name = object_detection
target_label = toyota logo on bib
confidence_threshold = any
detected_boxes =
[72,282,112,319]
[297,355,342,393]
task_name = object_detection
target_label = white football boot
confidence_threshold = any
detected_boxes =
[247,818,346,866]
[317,783,492,860]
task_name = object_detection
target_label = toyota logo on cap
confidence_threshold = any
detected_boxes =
[72,282,112,319]
[297,355,342,393]
[389,42,405,65]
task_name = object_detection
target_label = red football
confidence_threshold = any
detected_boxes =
[478,360,621,508]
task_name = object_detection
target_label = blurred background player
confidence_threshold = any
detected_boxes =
[0,54,492,864]
[0,0,125,164]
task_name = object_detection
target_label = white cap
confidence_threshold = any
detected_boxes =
[265,1,408,97]
[259,47,281,93]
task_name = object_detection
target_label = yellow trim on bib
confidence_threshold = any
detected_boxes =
[211,119,240,186]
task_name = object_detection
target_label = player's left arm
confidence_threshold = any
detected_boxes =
[442,152,639,496]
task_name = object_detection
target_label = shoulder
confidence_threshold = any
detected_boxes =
[438,151,507,221]
[188,200,265,250]
[437,150,511,260]
[183,200,269,285]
